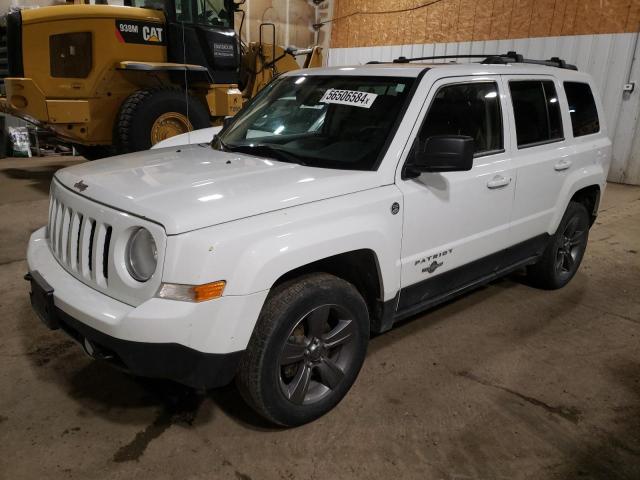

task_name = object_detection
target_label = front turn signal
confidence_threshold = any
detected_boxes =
[193,281,227,302]
[157,280,226,302]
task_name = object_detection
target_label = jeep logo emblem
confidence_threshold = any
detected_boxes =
[73,180,88,192]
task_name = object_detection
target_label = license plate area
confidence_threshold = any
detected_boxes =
[27,271,59,330]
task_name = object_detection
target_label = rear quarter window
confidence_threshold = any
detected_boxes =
[564,82,600,137]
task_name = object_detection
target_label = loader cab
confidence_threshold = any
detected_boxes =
[126,0,240,84]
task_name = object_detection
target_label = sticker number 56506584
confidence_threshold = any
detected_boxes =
[320,89,378,109]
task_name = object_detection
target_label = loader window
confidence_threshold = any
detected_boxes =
[49,32,92,78]
[196,0,231,27]
[217,75,416,171]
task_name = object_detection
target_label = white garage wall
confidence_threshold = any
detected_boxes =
[327,33,640,185]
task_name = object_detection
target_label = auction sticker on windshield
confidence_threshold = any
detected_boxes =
[320,89,378,109]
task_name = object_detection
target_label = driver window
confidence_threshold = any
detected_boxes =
[175,0,194,23]
[418,81,503,156]
[197,0,231,27]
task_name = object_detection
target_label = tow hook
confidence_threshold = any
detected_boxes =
[82,338,114,361]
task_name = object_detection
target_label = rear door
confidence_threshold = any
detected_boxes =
[503,76,570,243]
[396,76,514,311]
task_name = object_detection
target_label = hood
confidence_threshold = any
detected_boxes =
[55,145,384,235]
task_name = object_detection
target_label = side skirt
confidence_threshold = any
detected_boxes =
[378,234,550,331]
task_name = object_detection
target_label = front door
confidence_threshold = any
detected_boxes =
[396,76,514,311]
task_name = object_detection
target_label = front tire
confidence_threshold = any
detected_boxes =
[236,273,370,427]
[527,201,590,289]
[114,87,210,154]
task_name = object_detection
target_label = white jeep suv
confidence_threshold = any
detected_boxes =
[27,53,611,426]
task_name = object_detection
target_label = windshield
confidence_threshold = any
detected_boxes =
[217,75,416,171]
[127,0,231,28]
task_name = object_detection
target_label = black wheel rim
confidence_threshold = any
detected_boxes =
[277,304,357,406]
[555,216,587,278]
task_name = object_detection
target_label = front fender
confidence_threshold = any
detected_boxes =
[162,186,403,301]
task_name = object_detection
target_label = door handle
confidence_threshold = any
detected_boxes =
[554,159,572,171]
[487,175,511,189]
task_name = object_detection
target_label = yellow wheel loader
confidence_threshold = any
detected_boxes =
[0,0,322,158]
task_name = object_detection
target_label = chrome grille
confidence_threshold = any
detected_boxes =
[47,179,166,307]
[48,191,112,289]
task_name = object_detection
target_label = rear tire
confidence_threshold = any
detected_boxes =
[114,87,210,154]
[527,201,590,289]
[236,273,370,427]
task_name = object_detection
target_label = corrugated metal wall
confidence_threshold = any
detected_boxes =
[327,33,640,185]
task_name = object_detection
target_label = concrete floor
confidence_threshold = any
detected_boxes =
[1,155,639,480]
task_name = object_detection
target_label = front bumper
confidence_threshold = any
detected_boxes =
[27,227,269,389]
[47,303,243,389]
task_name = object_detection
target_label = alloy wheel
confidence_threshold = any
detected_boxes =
[278,304,357,405]
[555,216,586,277]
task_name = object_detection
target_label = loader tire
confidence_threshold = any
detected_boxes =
[114,88,210,154]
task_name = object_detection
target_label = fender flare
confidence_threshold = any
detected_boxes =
[117,61,213,84]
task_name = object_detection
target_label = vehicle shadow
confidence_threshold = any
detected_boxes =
[17,270,570,434]
[2,164,77,195]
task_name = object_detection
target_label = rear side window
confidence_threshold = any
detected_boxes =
[418,81,503,155]
[564,82,600,137]
[510,80,563,147]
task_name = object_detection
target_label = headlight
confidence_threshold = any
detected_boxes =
[126,228,157,282]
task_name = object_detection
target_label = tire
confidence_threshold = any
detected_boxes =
[73,144,115,160]
[236,273,370,427]
[114,87,210,154]
[527,201,590,289]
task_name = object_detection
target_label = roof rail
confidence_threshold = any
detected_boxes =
[385,51,577,70]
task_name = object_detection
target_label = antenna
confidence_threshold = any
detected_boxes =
[181,20,191,147]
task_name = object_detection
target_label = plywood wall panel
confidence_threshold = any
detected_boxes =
[397,1,415,46]
[441,0,460,41]
[472,0,494,41]
[330,0,640,48]
[602,0,634,33]
[490,0,514,40]
[575,0,603,36]
[627,0,640,31]
[456,0,476,42]
[426,1,446,43]
[558,0,579,36]
[548,0,565,37]
[330,0,345,48]
[530,0,556,38]
[509,0,533,38]
[410,0,430,44]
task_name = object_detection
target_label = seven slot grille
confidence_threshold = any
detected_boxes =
[48,193,113,287]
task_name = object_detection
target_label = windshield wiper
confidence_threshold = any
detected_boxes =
[224,144,307,166]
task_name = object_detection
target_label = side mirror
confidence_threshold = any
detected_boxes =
[408,135,474,175]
